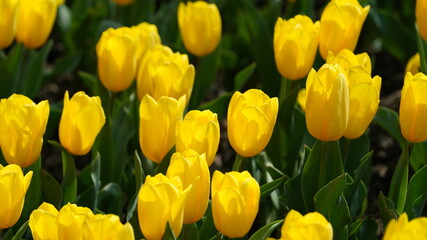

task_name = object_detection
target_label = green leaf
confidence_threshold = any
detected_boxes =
[347,181,368,219]
[342,134,370,175]
[409,141,427,171]
[283,174,306,213]
[378,191,398,226]
[353,151,373,185]
[198,201,216,240]
[372,106,405,149]
[11,221,28,240]
[197,92,233,120]
[404,164,427,218]
[90,152,101,210]
[126,192,138,222]
[134,151,144,192]
[182,223,199,240]
[357,217,378,240]
[234,62,256,91]
[162,222,176,240]
[248,220,283,240]
[348,219,364,238]
[18,158,42,228]
[388,143,409,213]
[45,52,82,79]
[78,71,98,94]
[260,176,286,200]
[40,169,63,208]
[314,174,347,216]
[98,183,122,215]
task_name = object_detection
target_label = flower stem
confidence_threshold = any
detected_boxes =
[318,141,328,190]
[232,154,247,172]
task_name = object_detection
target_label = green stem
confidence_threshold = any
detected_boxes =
[342,138,351,168]
[0,229,2,240]
[416,24,427,74]
[278,77,289,104]
[232,154,247,172]
[318,141,328,190]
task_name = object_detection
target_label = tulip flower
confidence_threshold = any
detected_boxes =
[0,164,32,229]
[319,0,370,59]
[297,88,306,111]
[81,214,135,240]
[400,72,427,143]
[227,89,278,157]
[0,0,19,48]
[406,53,420,75]
[138,174,191,240]
[15,0,57,49]
[96,27,137,92]
[383,213,427,239]
[177,1,221,57]
[137,45,195,104]
[0,94,49,167]
[166,149,210,224]
[29,202,59,240]
[139,95,186,163]
[211,171,260,238]
[175,110,220,166]
[326,49,372,74]
[417,0,427,41]
[59,91,106,156]
[57,203,94,240]
[305,63,349,141]
[274,15,320,80]
[112,0,133,6]
[280,210,333,240]
[130,22,161,72]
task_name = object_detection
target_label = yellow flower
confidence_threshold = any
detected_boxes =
[15,0,57,49]
[166,149,210,224]
[0,164,32,229]
[227,89,278,157]
[130,22,161,72]
[111,0,133,6]
[139,95,186,163]
[0,94,49,167]
[274,15,320,80]
[138,174,191,240]
[417,0,427,41]
[326,49,372,74]
[59,91,105,156]
[319,0,370,59]
[211,171,260,238]
[305,63,349,141]
[80,214,135,240]
[29,202,59,240]
[406,53,421,75]
[280,210,333,240]
[175,110,220,166]
[399,72,427,143]
[177,1,221,57]
[96,27,137,92]
[297,88,306,111]
[57,203,93,240]
[137,45,195,104]
[383,213,427,240]
[0,0,19,48]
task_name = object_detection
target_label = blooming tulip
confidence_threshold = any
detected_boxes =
[29,202,59,240]
[15,0,57,49]
[227,89,278,157]
[166,149,210,224]
[0,0,19,48]
[417,0,427,41]
[212,171,260,238]
[81,214,135,240]
[177,1,221,56]
[0,94,49,167]
[96,27,137,92]
[326,49,371,74]
[130,22,161,71]
[57,204,94,240]
[280,210,333,240]
[175,110,220,166]
[406,53,420,75]
[139,95,186,163]
[274,15,320,80]
[0,164,32,229]
[297,88,306,111]
[383,213,427,240]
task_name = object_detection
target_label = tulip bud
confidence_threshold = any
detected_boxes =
[137,45,195,104]
[59,91,105,156]
[175,110,220,166]
[15,0,57,49]
[406,53,421,75]
[383,213,427,239]
[81,214,135,240]
[400,72,427,143]
[0,164,32,229]
[96,27,137,92]
[274,15,320,80]
[130,22,161,72]
[0,0,19,48]
[139,95,186,163]
[29,202,59,240]
[166,149,210,224]
[138,174,191,240]
[57,203,93,240]
[111,0,133,6]
[305,63,349,141]
[417,0,427,41]
[0,94,49,167]
[211,171,260,238]
[280,210,333,240]
[177,1,221,57]
[297,88,306,111]
[319,0,370,59]
[227,89,278,157]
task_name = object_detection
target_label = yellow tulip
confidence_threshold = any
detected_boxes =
[0,94,49,167]
[166,149,210,224]
[139,95,186,163]
[111,0,133,6]
[326,49,372,74]
[96,27,137,92]
[211,171,260,238]
[417,0,427,41]
[57,203,93,240]
[130,22,161,71]
[0,164,32,229]
[400,72,427,143]
[0,0,19,48]
[406,53,421,75]
[280,210,333,240]
[319,0,370,59]
[383,213,427,240]
[29,202,59,240]
[274,15,320,80]
[297,88,306,111]
[227,89,278,157]
[305,63,349,141]
[175,110,220,166]
[59,91,105,156]
[80,214,135,240]
[15,0,57,49]
[138,174,191,240]
[177,1,221,57]
[137,45,195,104]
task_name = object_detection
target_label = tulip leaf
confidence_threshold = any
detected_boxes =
[11,220,28,240]
[388,142,409,213]
[45,52,82,80]
[409,141,427,172]
[260,175,286,200]
[378,191,398,226]
[198,201,217,240]
[353,151,373,186]
[97,183,122,215]
[314,174,347,216]
[40,169,63,208]
[182,223,199,240]
[248,219,283,240]
[162,222,177,240]
[134,151,144,192]
[372,106,406,150]
[346,181,368,219]
[91,152,101,210]
[126,192,138,222]
[403,164,427,218]
[342,134,370,175]
[357,217,378,240]
[79,71,99,94]
[348,219,364,238]
[234,62,257,91]
[2,43,24,97]
[283,174,306,213]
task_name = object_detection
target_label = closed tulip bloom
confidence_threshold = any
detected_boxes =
[212,171,260,238]
[59,91,105,156]
[138,174,191,240]
[319,0,370,59]
[96,27,137,92]
[177,1,221,57]
[139,95,186,163]
[57,203,93,240]
[417,0,427,41]
[175,110,220,166]
[0,94,49,167]
[297,88,306,111]
[15,0,57,49]
[305,64,349,141]
[227,89,278,157]
[326,49,372,74]
[400,72,427,143]
[383,213,427,240]
[0,164,32,229]
[280,210,333,240]
[406,53,421,75]
[137,45,195,104]
[29,202,59,240]
[274,15,320,80]
[166,149,210,224]
[81,214,134,240]
[130,22,161,71]
[112,0,133,6]
[0,0,19,48]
